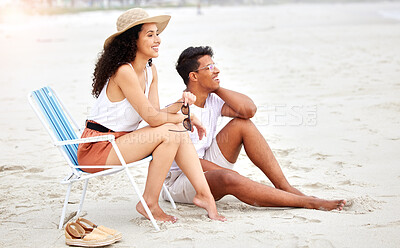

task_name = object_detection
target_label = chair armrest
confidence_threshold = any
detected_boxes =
[54,135,115,146]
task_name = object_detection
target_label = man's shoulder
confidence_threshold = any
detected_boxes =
[205,93,224,117]
[207,93,224,104]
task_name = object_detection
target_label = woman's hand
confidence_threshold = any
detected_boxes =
[182,91,196,106]
[191,114,206,140]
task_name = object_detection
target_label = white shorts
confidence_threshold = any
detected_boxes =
[162,138,234,204]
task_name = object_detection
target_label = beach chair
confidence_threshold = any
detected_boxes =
[28,86,176,231]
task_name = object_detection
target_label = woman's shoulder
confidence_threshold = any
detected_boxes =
[114,63,135,77]
[118,63,135,72]
[111,63,137,85]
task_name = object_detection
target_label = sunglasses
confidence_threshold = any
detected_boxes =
[193,63,217,73]
[166,101,192,132]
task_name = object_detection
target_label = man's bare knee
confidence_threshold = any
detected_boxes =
[217,170,241,188]
[230,118,254,128]
[205,169,240,200]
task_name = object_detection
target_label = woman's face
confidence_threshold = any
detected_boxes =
[136,23,161,59]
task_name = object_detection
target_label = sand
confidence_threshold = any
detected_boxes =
[1,1,400,247]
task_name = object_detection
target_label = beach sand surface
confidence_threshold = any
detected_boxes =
[1,1,400,247]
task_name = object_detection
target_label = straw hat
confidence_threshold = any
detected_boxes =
[103,8,171,49]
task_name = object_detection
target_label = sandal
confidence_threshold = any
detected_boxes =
[65,222,116,247]
[76,217,122,242]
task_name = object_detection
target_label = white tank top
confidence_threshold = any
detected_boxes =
[89,63,153,132]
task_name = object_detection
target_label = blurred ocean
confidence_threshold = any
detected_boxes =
[379,10,400,20]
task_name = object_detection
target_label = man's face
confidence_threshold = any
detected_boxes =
[194,55,220,92]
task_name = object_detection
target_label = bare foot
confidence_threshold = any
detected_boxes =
[309,198,346,211]
[193,194,226,221]
[136,201,177,223]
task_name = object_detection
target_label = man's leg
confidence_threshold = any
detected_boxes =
[216,118,304,196]
[204,168,345,210]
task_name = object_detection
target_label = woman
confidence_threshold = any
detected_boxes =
[77,8,225,223]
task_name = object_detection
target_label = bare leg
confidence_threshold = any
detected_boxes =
[106,124,182,222]
[205,169,346,211]
[216,118,304,196]
[174,130,226,221]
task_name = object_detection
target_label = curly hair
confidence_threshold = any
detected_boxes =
[175,46,214,86]
[92,24,152,98]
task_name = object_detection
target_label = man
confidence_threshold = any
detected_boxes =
[162,46,345,211]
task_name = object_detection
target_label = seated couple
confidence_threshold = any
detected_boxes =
[77,8,346,225]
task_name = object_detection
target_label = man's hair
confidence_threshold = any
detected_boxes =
[176,46,214,85]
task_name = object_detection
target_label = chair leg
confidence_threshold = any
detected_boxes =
[59,183,72,229]
[75,179,88,218]
[124,168,160,231]
[162,183,177,209]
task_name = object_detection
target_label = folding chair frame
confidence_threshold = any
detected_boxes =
[28,86,176,231]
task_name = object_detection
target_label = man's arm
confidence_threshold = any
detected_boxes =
[214,87,257,119]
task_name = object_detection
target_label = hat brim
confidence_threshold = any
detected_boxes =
[103,15,171,49]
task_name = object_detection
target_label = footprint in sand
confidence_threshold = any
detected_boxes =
[110,196,131,202]
[368,128,378,134]
[275,148,295,157]
[311,153,330,161]
[171,237,195,245]
[25,174,53,180]
[341,138,356,143]
[26,167,44,173]
[309,239,334,248]
[330,111,341,115]
[334,161,345,168]
[343,195,383,214]
[363,220,400,228]
[302,182,334,190]
[286,163,313,172]
[294,216,322,223]
[0,165,26,172]
[276,234,300,247]
[336,162,362,168]
[282,160,312,172]
[338,179,368,187]
[270,211,295,219]
[47,193,63,199]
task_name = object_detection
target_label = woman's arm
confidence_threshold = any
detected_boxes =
[159,90,197,114]
[113,64,184,127]
[148,64,196,114]
[147,64,160,111]
[160,101,184,113]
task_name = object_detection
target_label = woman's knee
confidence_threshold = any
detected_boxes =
[157,123,185,132]
[156,123,186,144]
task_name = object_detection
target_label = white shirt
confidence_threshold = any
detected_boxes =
[170,93,225,171]
[89,64,153,132]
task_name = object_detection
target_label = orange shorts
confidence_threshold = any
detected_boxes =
[77,125,129,173]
